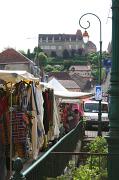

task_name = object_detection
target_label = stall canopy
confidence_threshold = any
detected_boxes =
[54,90,94,99]
[47,78,93,99]
[0,70,39,83]
[48,78,68,92]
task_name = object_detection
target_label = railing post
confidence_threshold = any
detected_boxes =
[10,157,26,180]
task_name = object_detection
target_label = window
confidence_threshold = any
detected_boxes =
[69,45,72,49]
[58,46,62,50]
[59,36,61,41]
[52,36,54,43]
[51,46,56,50]
[41,46,50,49]
[46,37,48,42]
[69,37,72,42]
[76,45,78,49]
[40,37,42,43]
[84,103,108,113]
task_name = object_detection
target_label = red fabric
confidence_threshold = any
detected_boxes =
[62,108,68,127]
[0,96,8,118]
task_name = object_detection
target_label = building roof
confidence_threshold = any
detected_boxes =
[39,30,83,41]
[48,72,80,90]
[86,41,97,50]
[0,48,34,64]
[59,80,80,90]
[48,72,72,80]
[70,73,91,92]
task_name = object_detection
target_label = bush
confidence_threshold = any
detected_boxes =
[54,137,108,180]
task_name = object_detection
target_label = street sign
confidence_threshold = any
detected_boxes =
[95,85,102,100]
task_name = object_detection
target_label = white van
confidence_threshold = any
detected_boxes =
[83,100,109,131]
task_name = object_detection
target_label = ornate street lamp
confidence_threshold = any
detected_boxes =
[79,13,102,136]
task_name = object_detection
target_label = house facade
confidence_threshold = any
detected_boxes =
[38,30,96,57]
[0,48,40,77]
[69,65,92,79]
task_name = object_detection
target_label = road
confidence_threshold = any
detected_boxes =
[90,68,111,94]
[85,130,109,138]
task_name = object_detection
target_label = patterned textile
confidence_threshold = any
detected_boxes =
[12,112,27,143]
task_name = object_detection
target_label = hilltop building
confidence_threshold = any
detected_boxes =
[38,30,96,57]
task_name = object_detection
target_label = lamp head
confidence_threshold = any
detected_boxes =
[83,30,89,43]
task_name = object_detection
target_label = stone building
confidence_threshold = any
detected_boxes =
[69,65,92,78]
[38,30,96,57]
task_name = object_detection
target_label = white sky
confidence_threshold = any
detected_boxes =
[0,0,112,53]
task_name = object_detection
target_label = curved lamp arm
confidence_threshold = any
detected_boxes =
[79,12,102,43]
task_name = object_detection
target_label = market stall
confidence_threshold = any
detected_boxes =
[0,70,41,177]
[0,70,61,179]
[54,90,93,133]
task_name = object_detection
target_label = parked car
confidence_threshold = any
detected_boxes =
[83,100,109,131]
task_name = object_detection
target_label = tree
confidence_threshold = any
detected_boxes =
[44,65,54,72]
[33,46,42,56]
[36,52,48,81]
[62,49,70,59]
[37,52,47,67]
[19,50,26,56]
[26,49,31,59]
[33,46,43,62]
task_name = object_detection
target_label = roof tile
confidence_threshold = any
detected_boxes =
[0,48,34,64]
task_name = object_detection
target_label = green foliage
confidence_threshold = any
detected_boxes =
[72,166,107,180]
[44,64,64,73]
[86,137,108,172]
[72,165,98,180]
[62,49,70,59]
[19,46,43,61]
[101,68,106,81]
[33,46,42,54]
[36,52,48,67]
[91,67,106,83]
[44,65,54,72]
[63,60,73,70]
[91,69,98,79]
[53,65,64,72]
[87,52,99,66]
[87,136,108,153]
[54,137,108,180]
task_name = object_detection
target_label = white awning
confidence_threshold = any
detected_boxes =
[54,90,94,99]
[0,70,39,83]
[48,78,68,92]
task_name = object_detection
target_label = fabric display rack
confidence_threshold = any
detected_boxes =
[0,70,61,177]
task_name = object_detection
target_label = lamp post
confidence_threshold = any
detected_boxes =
[79,13,102,136]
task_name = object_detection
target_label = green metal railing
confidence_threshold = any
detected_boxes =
[10,121,84,180]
